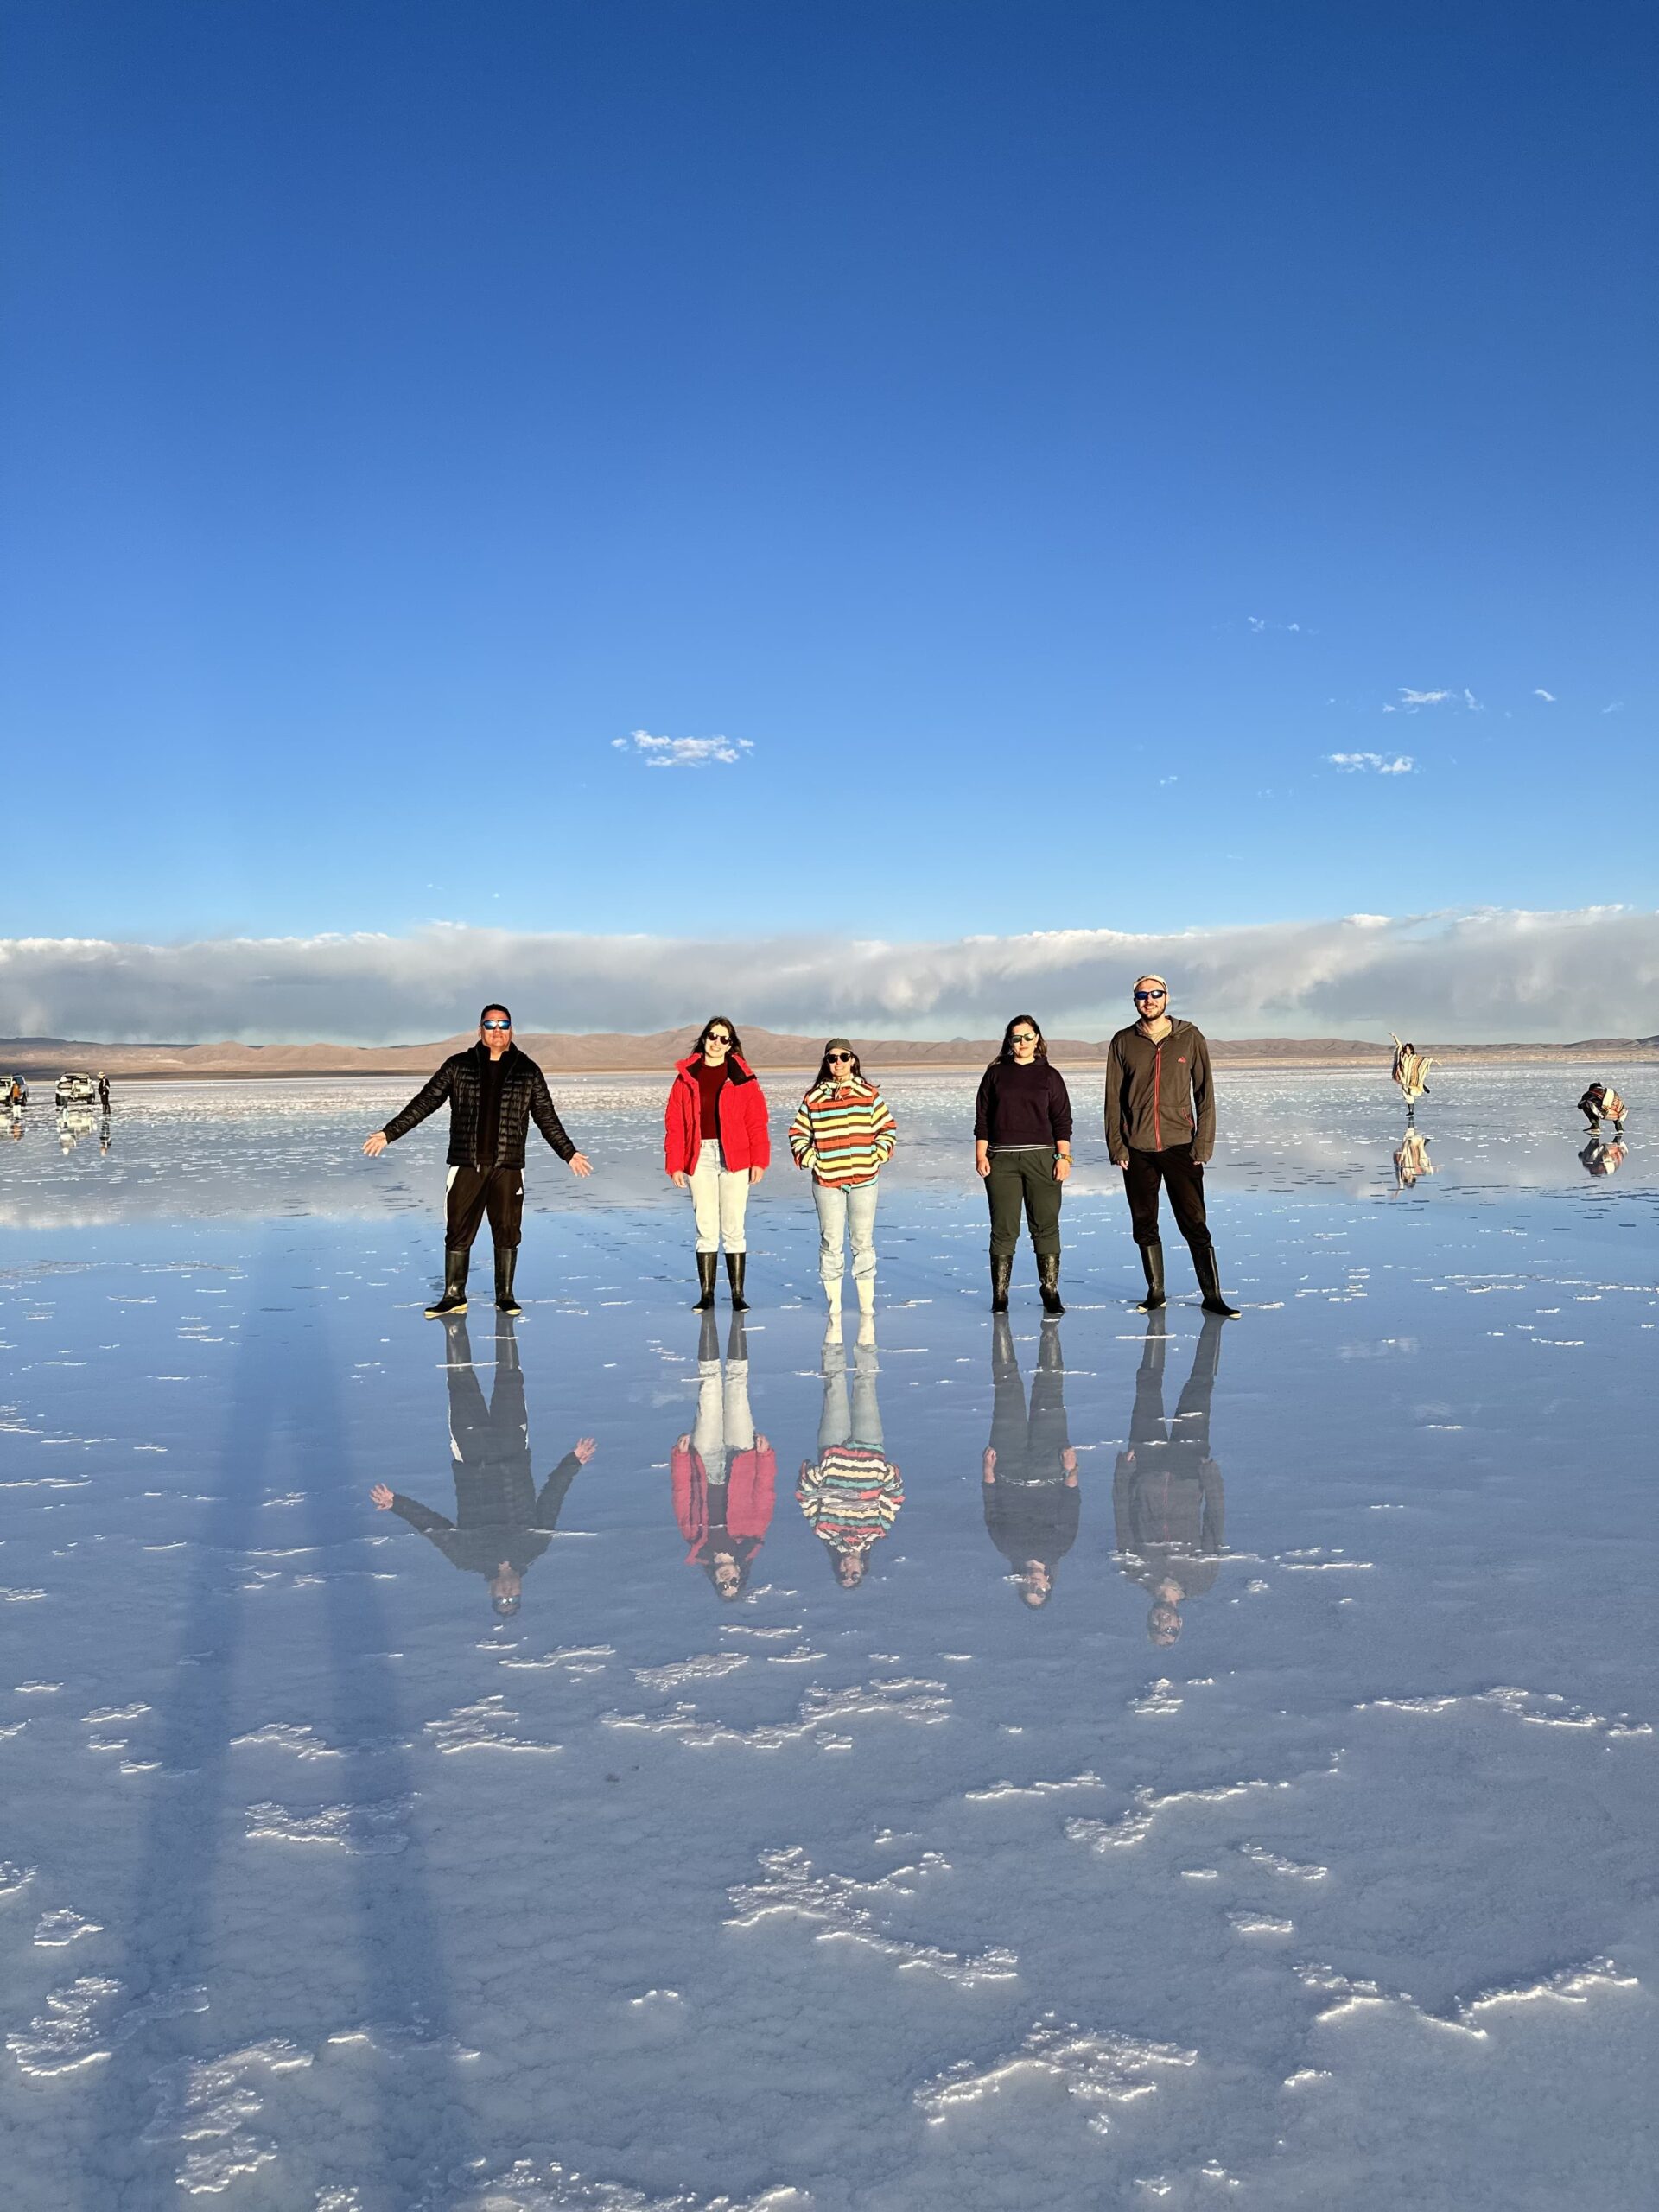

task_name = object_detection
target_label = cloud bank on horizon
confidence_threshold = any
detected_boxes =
[2,909,1655,1046]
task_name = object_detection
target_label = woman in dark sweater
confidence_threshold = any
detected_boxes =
[974,1014,1073,1314]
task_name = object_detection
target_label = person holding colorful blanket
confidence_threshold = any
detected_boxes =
[788,1040,898,1332]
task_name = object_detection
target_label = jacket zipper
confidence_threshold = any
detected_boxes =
[1153,1045,1163,1152]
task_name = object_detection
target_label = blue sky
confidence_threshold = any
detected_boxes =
[2,2,1655,989]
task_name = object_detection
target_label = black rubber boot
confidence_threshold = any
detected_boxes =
[693,1252,718,1311]
[726,1252,750,1312]
[494,1246,523,1316]
[1192,1244,1240,1318]
[425,1249,468,1319]
[696,1307,720,1364]
[1037,1251,1065,1316]
[1136,1241,1166,1312]
[990,1253,1012,1313]
[726,1313,748,1364]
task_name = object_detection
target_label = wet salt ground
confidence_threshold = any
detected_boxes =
[0,1071,1654,2209]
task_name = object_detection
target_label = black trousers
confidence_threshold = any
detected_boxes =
[445,1166,525,1253]
[986,1148,1063,1258]
[1122,1143,1211,1253]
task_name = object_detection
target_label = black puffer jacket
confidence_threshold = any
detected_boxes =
[380,1044,576,1168]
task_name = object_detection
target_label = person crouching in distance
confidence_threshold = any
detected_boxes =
[1579,1080,1626,1134]
[364,1004,593,1319]
[789,1040,898,1338]
[974,1015,1073,1315]
[664,1017,771,1312]
[1104,976,1239,1318]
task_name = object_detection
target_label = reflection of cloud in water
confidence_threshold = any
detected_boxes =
[4,1065,1652,1227]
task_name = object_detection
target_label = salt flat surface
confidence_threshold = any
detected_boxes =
[1,1071,1653,2209]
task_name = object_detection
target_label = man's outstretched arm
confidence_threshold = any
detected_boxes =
[371,1484,455,1541]
[532,1439,596,1529]
[364,1064,454,1155]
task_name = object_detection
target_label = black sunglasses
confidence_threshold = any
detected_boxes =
[1010,1032,1039,1044]
[705,1033,733,1045]
[481,1019,512,1029]
[1133,990,1166,1002]
[827,1051,855,1063]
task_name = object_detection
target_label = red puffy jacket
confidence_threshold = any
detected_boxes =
[671,1442,777,1560]
[664,1054,772,1176]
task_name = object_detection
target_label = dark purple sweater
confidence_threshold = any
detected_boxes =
[974,1060,1073,1147]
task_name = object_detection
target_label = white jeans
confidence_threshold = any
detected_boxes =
[814,1176,879,1285]
[692,1348,754,1483]
[690,1139,751,1255]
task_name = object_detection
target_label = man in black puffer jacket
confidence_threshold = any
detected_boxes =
[364,1003,592,1318]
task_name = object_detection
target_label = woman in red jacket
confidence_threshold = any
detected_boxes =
[671,1313,776,1599]
[664,1016,771,1310]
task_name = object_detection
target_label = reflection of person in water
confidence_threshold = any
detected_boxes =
[371,1313,595,1618]
[1113,1315,1226,1646]
[1578,1082,1626,1133]
[797,1325,902,1588]
[1393,1128,1433,1189]
[982,1315,1078,1608]
[672,1312,775,1600]
[1580,1135,1627,1179]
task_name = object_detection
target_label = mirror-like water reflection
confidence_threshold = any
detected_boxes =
[0,1071,1652,2209]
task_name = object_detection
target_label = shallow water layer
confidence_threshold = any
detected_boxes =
[1,1071,1653,2209]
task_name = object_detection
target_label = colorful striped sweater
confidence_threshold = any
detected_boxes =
[788,1079,898,1185]
[796,1446,904,1552]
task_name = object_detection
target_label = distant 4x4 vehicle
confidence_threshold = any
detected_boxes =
[55,1072,100,1108]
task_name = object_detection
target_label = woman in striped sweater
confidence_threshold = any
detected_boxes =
[788,1040,898,1332]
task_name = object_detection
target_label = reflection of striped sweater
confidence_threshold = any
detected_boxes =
[788,1080,898,1185]
[796,1446,904,1552]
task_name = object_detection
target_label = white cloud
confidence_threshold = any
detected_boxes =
[611,730,754,768]
[5,908,1657,1045]
[1386,687,1482,715]
[1326,752,1416,775]
[1601,700,1624,715]
[1534,689,1556,702]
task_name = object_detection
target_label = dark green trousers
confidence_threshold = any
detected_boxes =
[986,1147,1063,1259]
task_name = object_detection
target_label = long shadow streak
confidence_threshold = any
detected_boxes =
[79,1255,479,2211]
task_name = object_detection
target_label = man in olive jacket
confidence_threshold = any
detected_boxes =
[1103,974,1238,1317]
[363,1003,592,1318]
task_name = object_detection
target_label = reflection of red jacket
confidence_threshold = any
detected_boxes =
[671,1443,777,1560]
[664,1054,772,1176]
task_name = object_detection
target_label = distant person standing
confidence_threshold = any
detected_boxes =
[1104,975,1238,1317]
[664,1017,771,1312]
[789,1040,898,1335]
[96,1072,111,1113]
[1389,1034,1432,1122]
[363,1004,592,1319]
[975,1016,1073,1315]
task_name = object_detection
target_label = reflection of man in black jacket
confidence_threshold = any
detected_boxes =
[1113,1315,1226,1645]
[371,1314,595,1618]
[982,1316,1078,1608]
[362,1003,593,1320]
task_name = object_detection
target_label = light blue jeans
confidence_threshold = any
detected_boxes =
[813,1176,880,1286]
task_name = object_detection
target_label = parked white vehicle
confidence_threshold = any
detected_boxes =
[55,1072,100,1108]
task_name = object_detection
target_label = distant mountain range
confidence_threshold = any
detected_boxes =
[4,1027,1657,1079]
